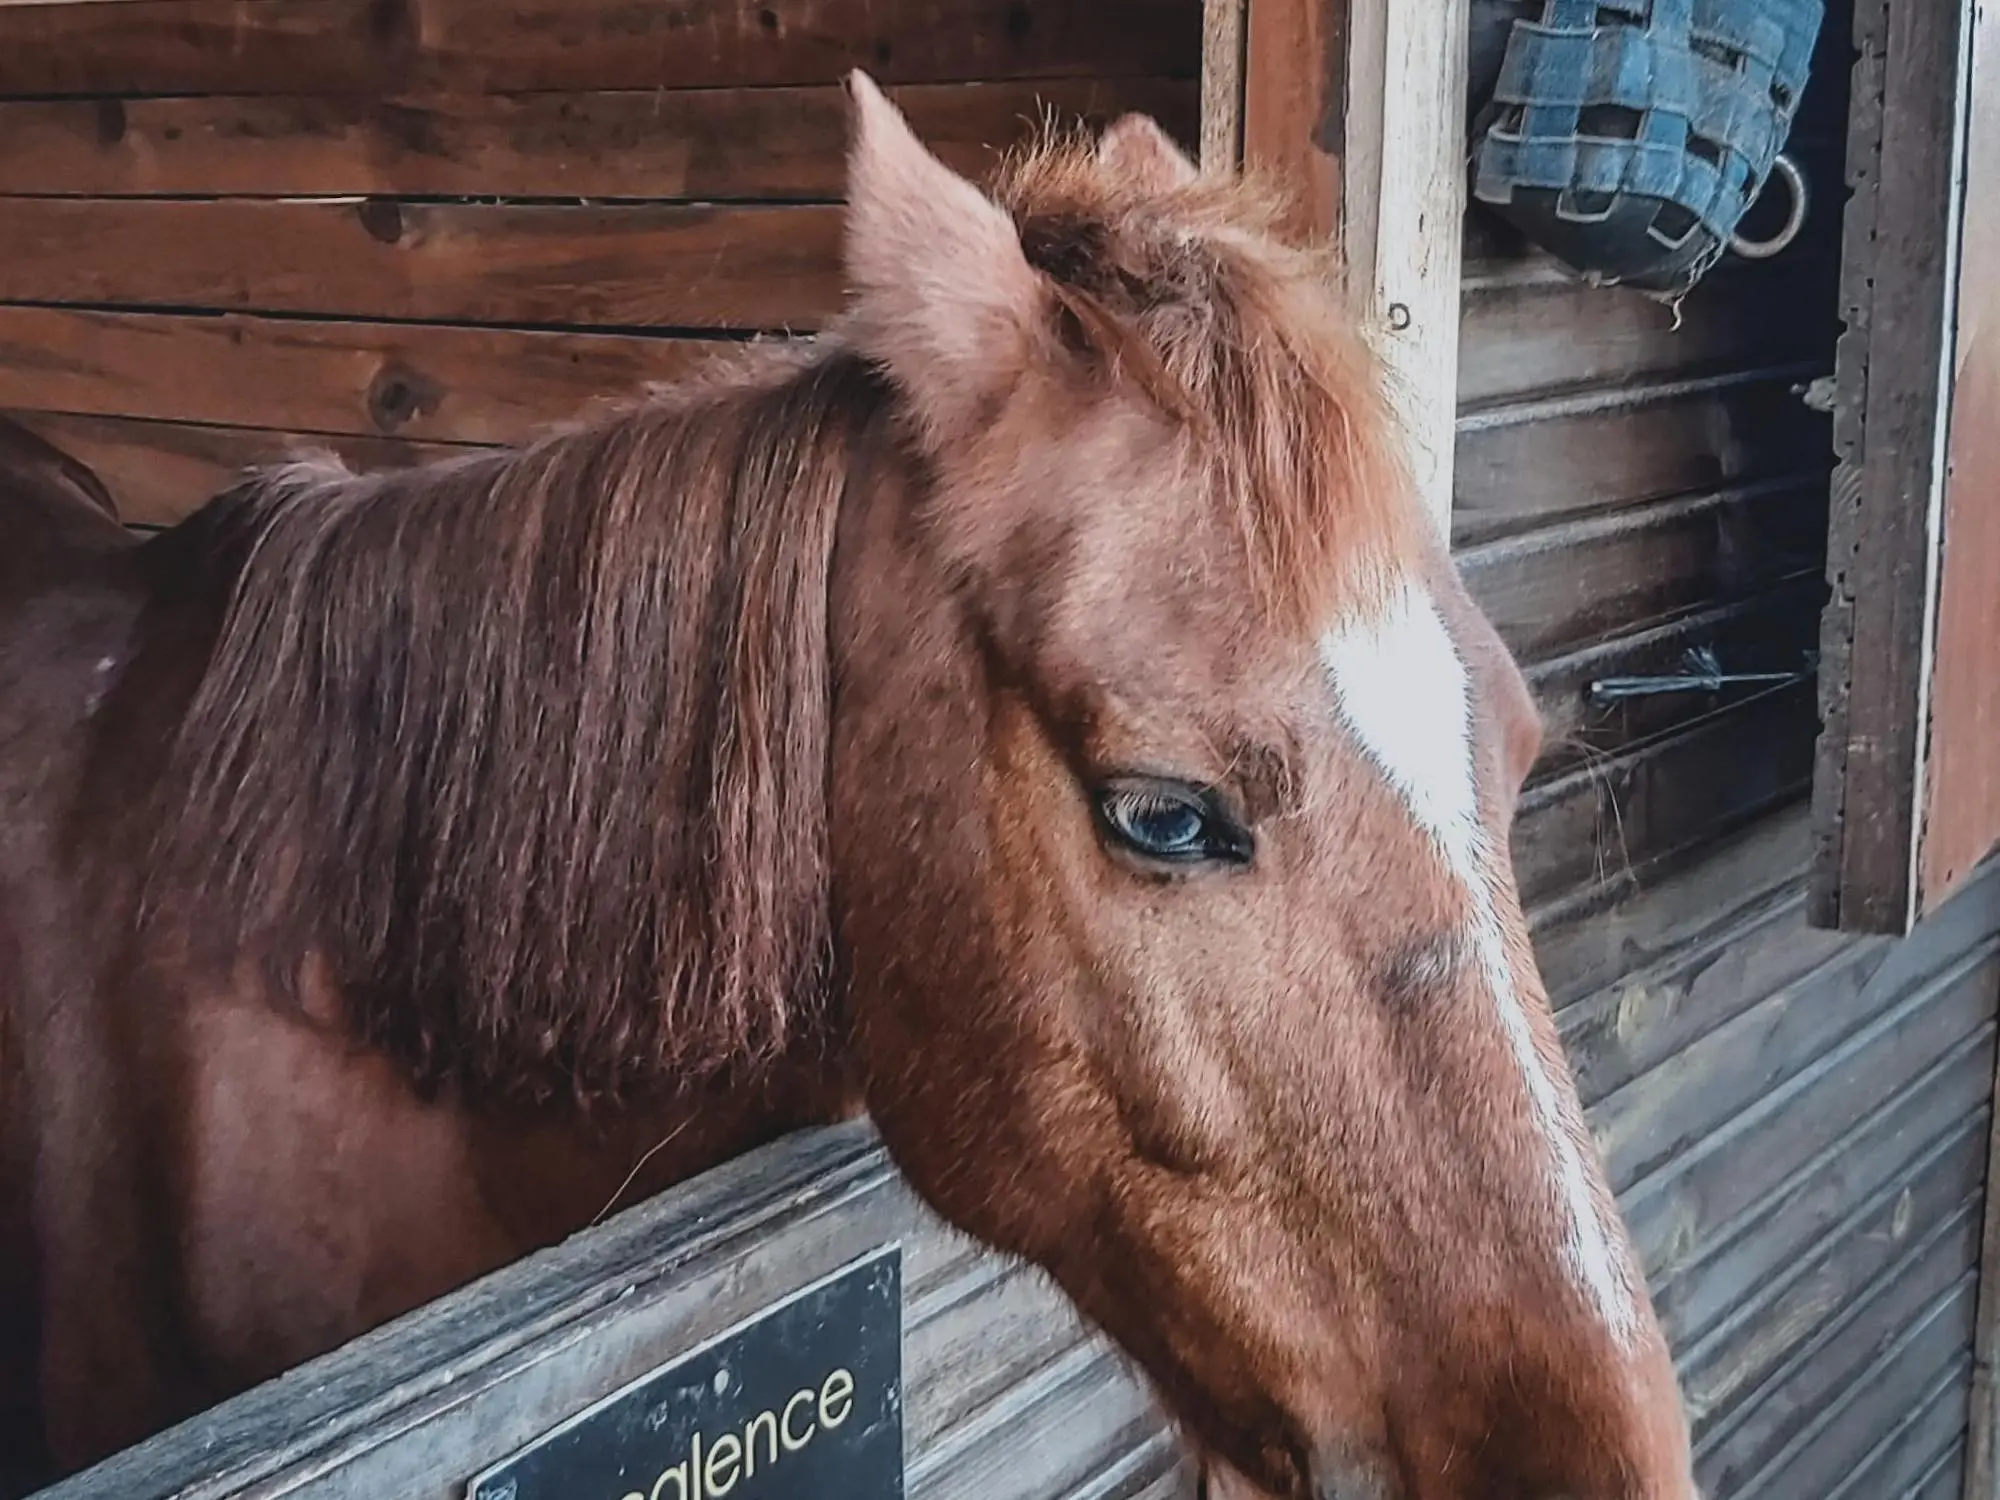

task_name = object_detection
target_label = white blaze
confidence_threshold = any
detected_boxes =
[1319,575,1638,1345]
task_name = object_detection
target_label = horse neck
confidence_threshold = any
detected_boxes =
[146,348,898,1113]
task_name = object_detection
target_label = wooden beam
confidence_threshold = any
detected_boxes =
[1810,0,1980,933]
[1198,0,1246,173]
[1234,0,1465,534]
[1336,0,1467,531]
[0,0,1204,96]
[0,199,847,331]
[0,80,1197,200]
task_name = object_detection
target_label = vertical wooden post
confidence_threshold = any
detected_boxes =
[1200,0,1247,175]
[1337,0,1467,533]
[1214,0,1467,536]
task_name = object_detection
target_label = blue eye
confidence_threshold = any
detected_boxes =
[1095,780,1251,867]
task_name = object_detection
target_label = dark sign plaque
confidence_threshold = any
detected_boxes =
[467,1246,903,1500]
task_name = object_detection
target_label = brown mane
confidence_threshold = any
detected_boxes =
[147,130,1409,1110]
[989,139,1415,624]
[151,343,893,1107]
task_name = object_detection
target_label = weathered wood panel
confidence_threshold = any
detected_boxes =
[1913,0,2000,914]
[1457,256,1836,407]
[4,410,457,525]
[1730,1304,1973,1499]
[0,80,1197,200]
[1809,0,1983,933]
[1621,947,1996,1284]
[0,308,733,446]
[1913,1440,1967,1500]
[1453,367,1830,547]
[1524,584,1822,783]
[33,1121,1189,1500]
[1511,685,1814,911]
[1460,479,1825,665]
[0,199,845,331]
[1688,1208,1978,1477]
[1531,805,1812,1007]
[0,0,1203,97]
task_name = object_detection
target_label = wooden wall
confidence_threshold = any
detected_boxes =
[33,1122,1194,1500]
[1469,0,2000,1492]
[0,0,1200,526]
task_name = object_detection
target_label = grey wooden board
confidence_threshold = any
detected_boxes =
[1913,1439,1969,1500]
[33,1118,1189,1500]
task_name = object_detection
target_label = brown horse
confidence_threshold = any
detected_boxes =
[0,76,1699,1500]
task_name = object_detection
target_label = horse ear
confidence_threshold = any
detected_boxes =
[1096,114,1199,192]
[841,70,1043,441]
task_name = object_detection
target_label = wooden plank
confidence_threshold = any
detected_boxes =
[1569,852,2000,1127]
[1459,480,1826,664]
[37,1119,1174,1500]
[1967,837,2000,1500]
[1652,1035,1993,1383]
[1197,0,1245,172]
[1809,0,1978,932]
[1657,1104,1990,1363]
[1915,0,2000,915]
[1457,255,1836,407]
[1531,803,1812,1011]
[1919,1440,1968,1500]
[3,410,460,526]
[0,308,745,446]
[1688,1203,1979,1476]
[0,0,1204,97]
[1239,0,1340,242]
[0,198,845,331]
[1837,1362,1975,1500]
[1452,367,1831,547]
[0,80,1198,200]
[1583,850,2000,1193]
[1524,583,1823,785]
[1724,1296,1974,1500]
[1511,684,1815,913]
[1335,0,1465,526]
[1558,885,1840,1111]
[1619,943,2000,1285]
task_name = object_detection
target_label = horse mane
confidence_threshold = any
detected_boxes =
[989,136,1415,625]
[150,342,895,1107]
[144,121,1407,1109]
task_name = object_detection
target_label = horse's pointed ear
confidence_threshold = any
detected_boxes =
[842,70,1042,441]
[1097,114,1199,192]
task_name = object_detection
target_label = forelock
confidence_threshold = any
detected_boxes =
[988,134,1421,625]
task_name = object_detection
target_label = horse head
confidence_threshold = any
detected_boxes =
[828,73,1698,1500]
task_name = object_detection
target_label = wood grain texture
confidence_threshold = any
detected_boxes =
[1688,1200,1978,1481]
[0,0,1203,96]
[4,410,460,525]
[1511,685,1816,914]
[1459,478,1826,664]
[1334,0,1465,525]
[1810,0,1974,932]
[1915,0,2000,917]
[1723,1289,1974,1499]
[1524,583,1823,785]
[0,80,1198,200]
[33,1119,1183,1500]
[1619,938,2000,1300]
[1530,805,1812,1009]
[1238,0,1340,242]
[0,198,847,331]
[1457,256,1836,408]
[0,308,746,445]
[1453,367,1831,547]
